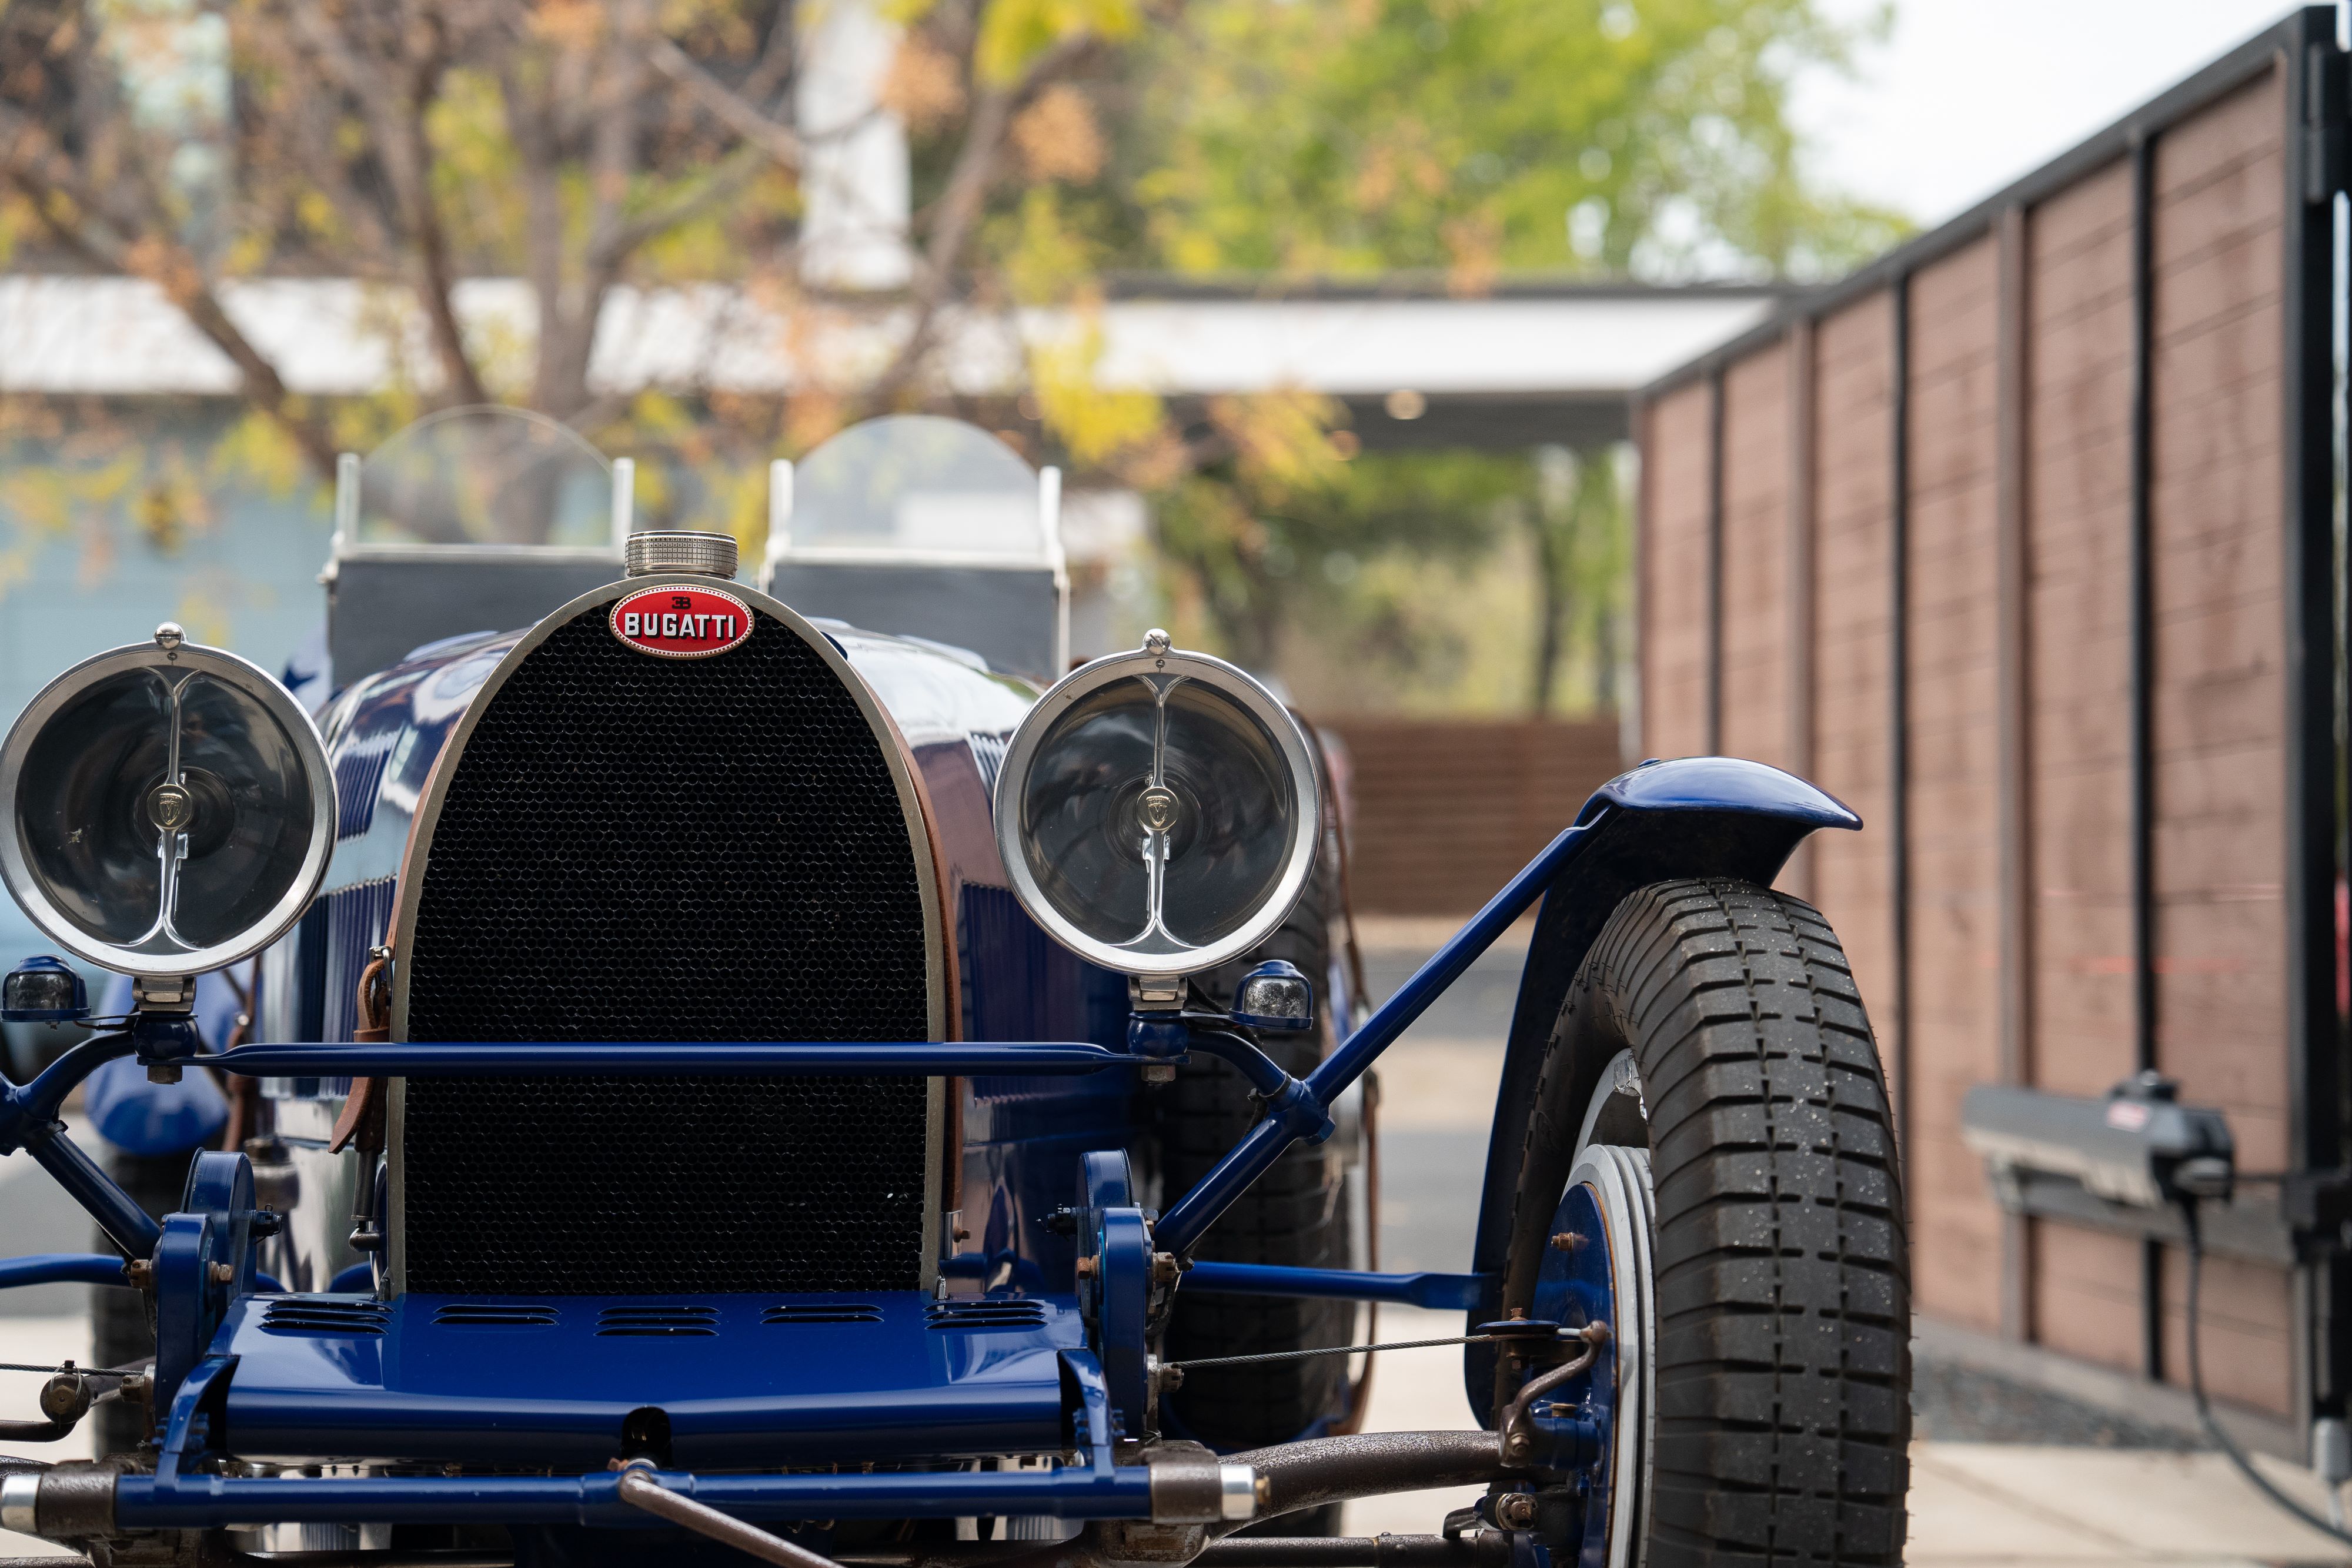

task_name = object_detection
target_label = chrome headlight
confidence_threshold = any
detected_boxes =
[0,625,336,977]
[993,631,1318,979]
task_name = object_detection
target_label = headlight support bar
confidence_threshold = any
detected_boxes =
[0,1022,193,1258]
[1153,813,1604,1258]
[191,1041,1126,1076]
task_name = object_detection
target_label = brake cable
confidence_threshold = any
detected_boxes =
[1167,1327,1571,1372]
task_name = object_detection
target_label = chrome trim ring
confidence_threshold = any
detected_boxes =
[991,636,1320,979]
[1571,1085,1658,1568]
[0,638,336,977]
[1,1471,39,1533]
[1218,1464,1259,1522]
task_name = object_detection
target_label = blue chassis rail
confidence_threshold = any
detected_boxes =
[115,1356,1155,1529]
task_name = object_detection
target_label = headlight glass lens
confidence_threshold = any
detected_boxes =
[1017,673,1297,959]
[16,667,318,955]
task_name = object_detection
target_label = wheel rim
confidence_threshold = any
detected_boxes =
[1529,1049,1656,1568]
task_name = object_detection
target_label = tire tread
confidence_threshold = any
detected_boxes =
[1515,877,1910,1568]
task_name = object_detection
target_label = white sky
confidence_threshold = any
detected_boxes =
[1793,1,2337,228]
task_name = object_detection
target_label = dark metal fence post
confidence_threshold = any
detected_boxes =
[2284,8,2349,1438]
[1705,369,1726,755]
[1890,277,1912,1164]
[2126,128,2161,1386]
[1995,203,2034,1344]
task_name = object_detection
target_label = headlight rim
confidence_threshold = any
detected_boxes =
[0,637,337,978]
[991,636,1321,981]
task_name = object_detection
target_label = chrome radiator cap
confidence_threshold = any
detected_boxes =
[625,530,739,579]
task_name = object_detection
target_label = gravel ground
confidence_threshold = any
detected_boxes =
[1911,1353,2201,1450]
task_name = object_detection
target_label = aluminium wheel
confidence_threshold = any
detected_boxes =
[1498,878,1909,1567]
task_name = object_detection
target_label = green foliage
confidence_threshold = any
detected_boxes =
[1154,447,1521,668]
[1115,0,1903,282]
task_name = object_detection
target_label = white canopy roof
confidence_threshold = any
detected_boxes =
[0,275,1776,401]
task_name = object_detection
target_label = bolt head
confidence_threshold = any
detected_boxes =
[1075,1256,1098,1278]
[153,621,185,652]
[39,1373,91,1423]
[1142,628,1171,657]
[1495,1493,1538,1530]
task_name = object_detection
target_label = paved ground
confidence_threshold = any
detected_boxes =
[5,920,2349,1561]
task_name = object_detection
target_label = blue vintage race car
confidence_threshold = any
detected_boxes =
[0,414,1907,1568]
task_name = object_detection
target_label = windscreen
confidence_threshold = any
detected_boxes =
[791,415,1041,559]
[356,406,613,547]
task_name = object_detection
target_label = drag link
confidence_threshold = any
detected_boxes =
[614,1466,847,1568]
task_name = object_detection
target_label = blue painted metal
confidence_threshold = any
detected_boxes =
[152,1352,234,1494]
[203,1041,1124,1077]
[1526,1409,1604,1469]
[182,1152,263,1298]
[215,1291,1083,1467]
[21,1120,159,1259]
[1593,754,1857,826]
[1,1018,200,1243]
[1,1029,138,1142]
[1532,1181,1618,1557]
[152,1212,220,1415]
[0,1252,131,1290]
[1177,1027,1294,1098]
[0,1025,163,1255]
[1078,1152,1151,1435]
[1181,1261,1491,1311]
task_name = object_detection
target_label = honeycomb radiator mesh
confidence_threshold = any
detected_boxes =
[399,604,933,1295]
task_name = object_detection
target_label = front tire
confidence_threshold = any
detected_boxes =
[1502,878,1910,1567]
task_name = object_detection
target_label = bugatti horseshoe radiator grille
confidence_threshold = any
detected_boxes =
[396,602,936,1296]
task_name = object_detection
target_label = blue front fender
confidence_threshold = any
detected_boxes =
[1461,755,1859,1423]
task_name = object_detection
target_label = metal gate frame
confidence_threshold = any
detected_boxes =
[1633,5,2351,1440]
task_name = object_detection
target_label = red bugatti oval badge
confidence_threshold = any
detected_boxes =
[610,586,753,658]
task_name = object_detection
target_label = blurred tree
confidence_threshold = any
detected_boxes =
[0,0,1157,499]
[0,0,1900,714]
[1075,0,1903,711]
[1119,0,1903,284]
[1155,445,1522,671]
[1528,442,1628,715]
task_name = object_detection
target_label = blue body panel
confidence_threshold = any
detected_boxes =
[215,1290,1081,1467]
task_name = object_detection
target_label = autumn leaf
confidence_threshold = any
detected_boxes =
[1011,84,1104,184]
[974,0,1138,88]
